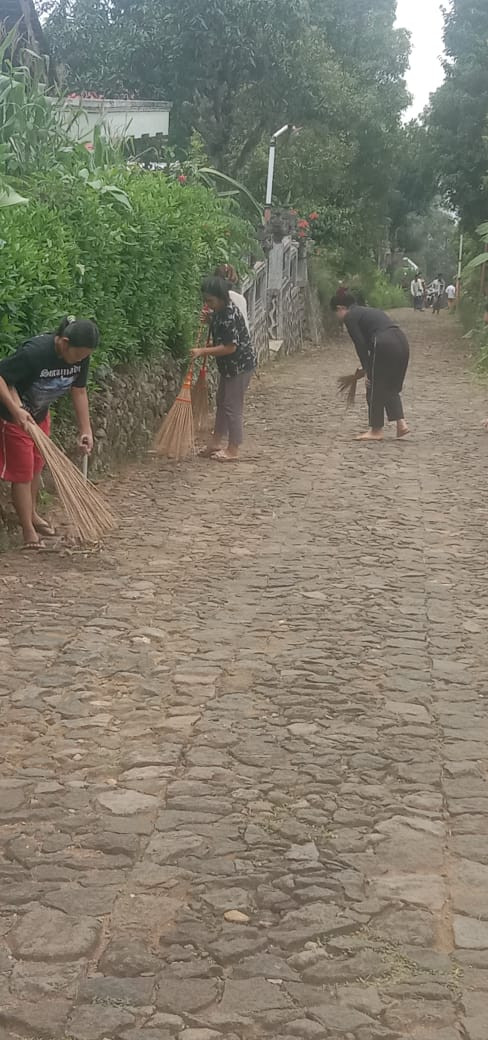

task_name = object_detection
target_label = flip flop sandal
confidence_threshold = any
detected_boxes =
[211,451,239,463]
[21,540,47,551]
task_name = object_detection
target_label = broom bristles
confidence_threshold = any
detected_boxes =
[28,424,116,544]
[191,364,210,433]
[337,371,360,409]
[154,368,195,460]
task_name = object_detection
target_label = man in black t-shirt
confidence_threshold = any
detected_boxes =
[0,317,99,548]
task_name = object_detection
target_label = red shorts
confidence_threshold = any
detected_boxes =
[0,413,50,483]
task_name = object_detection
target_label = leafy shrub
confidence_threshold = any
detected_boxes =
[0,167,255,369]
[452,229,488,370]
[0,49,256,367]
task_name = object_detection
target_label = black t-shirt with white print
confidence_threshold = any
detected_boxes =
[0,334,89,423]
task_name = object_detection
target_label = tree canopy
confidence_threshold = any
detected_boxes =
[41,0,419,264]
[46,1,477,282]
[44,0,342,169]
[426,0,488,230]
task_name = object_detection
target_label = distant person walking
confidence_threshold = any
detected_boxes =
[446,282,456,311]
[431,273,445,315]
[330,293,410,441]
[411,274,424,311]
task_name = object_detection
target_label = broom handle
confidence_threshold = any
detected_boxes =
[201,333,211,376]
[188,315,210,380]
[79,434,91,481]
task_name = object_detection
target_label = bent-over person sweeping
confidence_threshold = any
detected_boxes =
[331,294,410,441]
[192,276,256,462]
[0,316,99,547]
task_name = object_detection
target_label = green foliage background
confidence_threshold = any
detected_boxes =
[42,0,461,302]
[0,168,254,369]
[7,0,487,370]
[0,43,256,368]
[42,0,415,264]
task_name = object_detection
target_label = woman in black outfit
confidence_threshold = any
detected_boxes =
[330,293,410,441]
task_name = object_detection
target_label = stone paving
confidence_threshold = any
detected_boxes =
[0,308,487,1040]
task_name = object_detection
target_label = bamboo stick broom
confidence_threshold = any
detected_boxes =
[153,365,195,460]
[337,369,363,409]
[28,423,116,544]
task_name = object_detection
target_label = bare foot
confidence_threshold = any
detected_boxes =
[198,439,223,457]
[355,430,384,441]
[397,424,410,439]
[33,514,56,536]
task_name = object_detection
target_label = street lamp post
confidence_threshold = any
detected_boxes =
[264,124,292,223]
[457,231,464,302]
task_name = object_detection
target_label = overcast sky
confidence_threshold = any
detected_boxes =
[395,0,446,117]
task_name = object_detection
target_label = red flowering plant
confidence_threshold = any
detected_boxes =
[291,211,318,250]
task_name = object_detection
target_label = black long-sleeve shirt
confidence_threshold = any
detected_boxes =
[344,306,399,371]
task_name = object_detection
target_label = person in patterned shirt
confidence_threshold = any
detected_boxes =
[191,276,257,462]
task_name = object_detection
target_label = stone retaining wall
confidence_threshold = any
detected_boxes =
[55,354,184,473]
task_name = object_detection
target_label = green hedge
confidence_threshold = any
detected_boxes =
[0,167,255,368]
[452,233,488,371]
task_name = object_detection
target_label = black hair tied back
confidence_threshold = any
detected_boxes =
[56,316,100,350]
[330,292,356,311]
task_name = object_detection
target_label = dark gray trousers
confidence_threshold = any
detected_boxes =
[214,371,253,445]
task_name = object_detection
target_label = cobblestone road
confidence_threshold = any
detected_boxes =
[1,308,487,1040]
